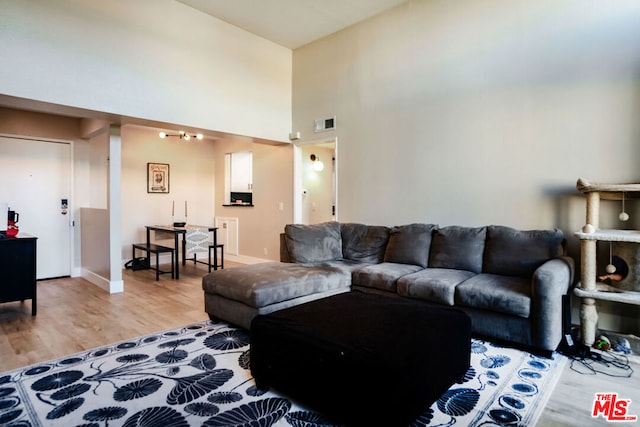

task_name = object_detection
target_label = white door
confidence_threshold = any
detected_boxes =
[0,136,71,279]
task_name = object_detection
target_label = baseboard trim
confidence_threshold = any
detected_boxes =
[119,253,271,271]
[81,268,124,294]
[177,251,270,265]
[225,254,271,265]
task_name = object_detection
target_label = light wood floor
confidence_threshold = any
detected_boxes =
[0,261,243,371]
[1,262,638,426]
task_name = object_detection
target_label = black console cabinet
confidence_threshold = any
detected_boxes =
[0,233,37,315]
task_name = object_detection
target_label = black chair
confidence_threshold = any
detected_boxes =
[131,243,174,280]
[208,244,224,272]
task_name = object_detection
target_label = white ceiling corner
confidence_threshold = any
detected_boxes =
[176,0,408,49]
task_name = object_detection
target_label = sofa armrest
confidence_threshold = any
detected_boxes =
[531,256,575,350]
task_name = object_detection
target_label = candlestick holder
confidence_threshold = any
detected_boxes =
[171,215,186,228]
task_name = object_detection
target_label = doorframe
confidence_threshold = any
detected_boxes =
[293,137,338,224]
[0,133,75,278]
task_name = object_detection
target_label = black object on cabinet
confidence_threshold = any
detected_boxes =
[0,233,37,315]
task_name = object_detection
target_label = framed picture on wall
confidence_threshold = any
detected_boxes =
[147,163,170,193]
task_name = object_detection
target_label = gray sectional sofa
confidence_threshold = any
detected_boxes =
[202,221,574,352]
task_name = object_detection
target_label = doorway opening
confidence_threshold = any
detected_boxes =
[293,137,337,225]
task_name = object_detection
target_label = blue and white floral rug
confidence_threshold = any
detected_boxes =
[0,320,566,426]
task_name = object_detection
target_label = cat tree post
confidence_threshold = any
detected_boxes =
[580,191,599,345]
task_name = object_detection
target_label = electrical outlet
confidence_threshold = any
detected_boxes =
[263,248,268,256]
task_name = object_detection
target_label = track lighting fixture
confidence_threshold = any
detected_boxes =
[159,131,203,141]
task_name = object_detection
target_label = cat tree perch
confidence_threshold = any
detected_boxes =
[574,178,640,346]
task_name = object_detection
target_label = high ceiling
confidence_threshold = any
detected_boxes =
[177,0,408,49]
[1,0,409,138]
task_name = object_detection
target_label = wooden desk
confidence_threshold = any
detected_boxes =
[0,233,38,315]
[145,225,218,279]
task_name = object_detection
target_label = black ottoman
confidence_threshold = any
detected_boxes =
[250,291,471,427]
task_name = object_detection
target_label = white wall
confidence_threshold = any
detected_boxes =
[0,0,296,269]
[118,128,294,263]
[0,107,292,270]
[88,132,109,209]
[120,125,218,260]
[72,138,91,275]
[293,0,640,229]
[213,139,294,261]
[292,0,640,334]
[80,207,110,282]
[119,125,293,264]
[0,0,292,142]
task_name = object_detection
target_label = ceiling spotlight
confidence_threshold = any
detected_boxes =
[159,131,204,140]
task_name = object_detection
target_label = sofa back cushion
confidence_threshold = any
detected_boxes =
[341,223,390,264]
[384,223,437,268]
[284,222,342,263]
[483,225,564,278]
[429,226,486,273]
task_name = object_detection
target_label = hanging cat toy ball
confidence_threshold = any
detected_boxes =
[619,192,629,221]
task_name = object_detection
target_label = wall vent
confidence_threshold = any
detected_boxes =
[314,116,336,132]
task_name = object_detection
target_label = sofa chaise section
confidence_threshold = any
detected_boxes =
[202,262,350,329]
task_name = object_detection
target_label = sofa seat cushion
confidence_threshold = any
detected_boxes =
[202,262,350,309]
[454,273,531,318]
[352,262,424,293]
[397,268,477,305]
